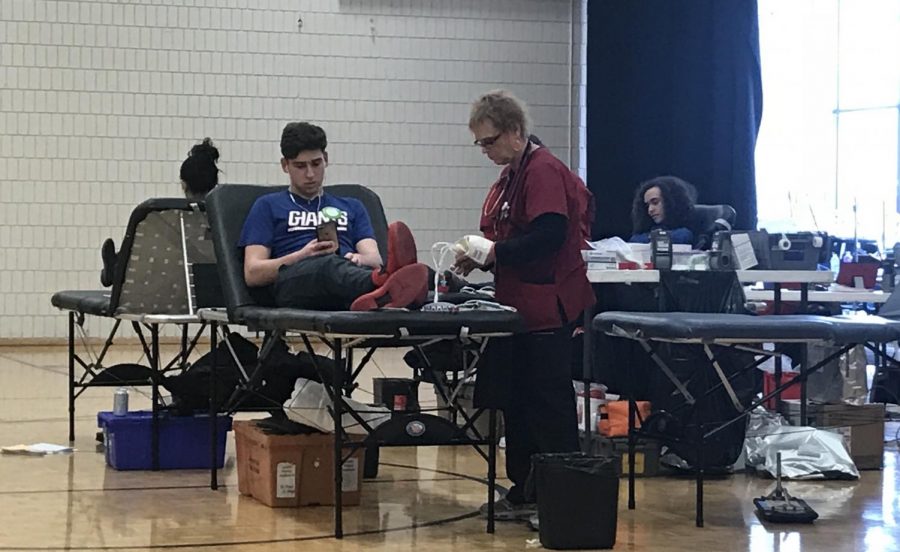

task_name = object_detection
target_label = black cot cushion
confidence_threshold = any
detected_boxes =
[51,290,112,317]
[592,312,900,345]
[826,315,900,344]
[592,312,834,342]
[236,306,523,337]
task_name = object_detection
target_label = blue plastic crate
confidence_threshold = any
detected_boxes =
[97,410,232,470]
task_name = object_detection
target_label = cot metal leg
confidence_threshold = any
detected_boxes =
[333,338,344,539]
[582,303,596,449]
[151,323,160,471]
[68,312,76,443]
[487,408,497,533]
[181,325,189,368]
[799,345,808,425]
[774,353,783,414]
[628,396,636,510]
[209,323,219,490]
[696,428,704,528]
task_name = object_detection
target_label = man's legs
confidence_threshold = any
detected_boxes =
[274,254,429,311]
[274,255,375,310]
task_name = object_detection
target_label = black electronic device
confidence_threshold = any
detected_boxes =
[316,219,338,245]
[650,229,673,270]
[749,231,829,270]
[708,232,735,271]
[753,452,819,524]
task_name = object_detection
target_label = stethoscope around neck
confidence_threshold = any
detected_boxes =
[483,139,535,223]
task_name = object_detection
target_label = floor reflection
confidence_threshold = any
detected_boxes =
[0,344,897,551]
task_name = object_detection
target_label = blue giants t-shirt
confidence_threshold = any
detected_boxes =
[238,190,376,258]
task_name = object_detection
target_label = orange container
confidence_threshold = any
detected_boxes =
[598,401,651,437]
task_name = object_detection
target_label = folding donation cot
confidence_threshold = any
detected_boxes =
[591,310,900,527]
[201,184,525,538]
[51,198,218,460]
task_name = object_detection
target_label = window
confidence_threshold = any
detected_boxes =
[756,0,899,248]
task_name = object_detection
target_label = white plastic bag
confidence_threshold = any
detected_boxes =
[283,378,391,435]
[584,237,643,264]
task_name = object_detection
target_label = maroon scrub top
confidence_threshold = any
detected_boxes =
[480,147,595,331]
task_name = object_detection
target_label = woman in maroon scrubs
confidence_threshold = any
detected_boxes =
[456,90,595,521]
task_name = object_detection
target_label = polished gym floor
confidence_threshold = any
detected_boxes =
[0,343,897,551]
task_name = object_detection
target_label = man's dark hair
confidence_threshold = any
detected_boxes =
[631,175,697,234]
[180,137,220,198]
[281,122,327,160]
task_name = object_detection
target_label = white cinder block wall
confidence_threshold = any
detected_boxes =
[0,0,587,340]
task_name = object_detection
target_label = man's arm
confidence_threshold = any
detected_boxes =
[244,240,337,287]
[345,238,383,269]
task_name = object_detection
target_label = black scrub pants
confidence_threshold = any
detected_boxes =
[274,254,376,310]
[502,325,580,504]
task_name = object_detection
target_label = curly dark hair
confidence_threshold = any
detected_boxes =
[281,122,327,160]
[631,176,696,234]
[179,138,220,198]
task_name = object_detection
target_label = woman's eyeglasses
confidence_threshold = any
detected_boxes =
[473,133,503,147]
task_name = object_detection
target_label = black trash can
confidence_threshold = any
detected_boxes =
[533,452,619,550]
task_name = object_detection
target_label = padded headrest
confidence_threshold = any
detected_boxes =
[205,183,390,319]
[691,204,737,249]
[693,204,737,234]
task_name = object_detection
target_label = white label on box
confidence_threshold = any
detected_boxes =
[342,458,359,493]
[276,462,296,498]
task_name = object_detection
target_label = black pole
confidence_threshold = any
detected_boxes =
[627,397,636,509]
[487,408,497,533]
[695,428,704,528]
[333,338,344,539]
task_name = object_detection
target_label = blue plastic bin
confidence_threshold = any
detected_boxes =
[97,410,232,470]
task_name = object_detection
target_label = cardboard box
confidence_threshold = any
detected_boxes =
[779,401,885,470]
[818,403,885,470]
[234,420,363,507]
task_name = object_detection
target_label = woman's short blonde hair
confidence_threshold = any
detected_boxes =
[468,89,530,138]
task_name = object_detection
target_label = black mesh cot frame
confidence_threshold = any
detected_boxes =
[50,199,216,459]
[201,184,524,538]
[591,311,900,528]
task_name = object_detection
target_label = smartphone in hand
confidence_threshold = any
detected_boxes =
[316,220,339,252]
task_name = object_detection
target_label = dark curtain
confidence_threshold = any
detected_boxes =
[587,0,762,238]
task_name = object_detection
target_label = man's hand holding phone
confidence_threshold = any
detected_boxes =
[299,238,337,259]
[315,220,340,255]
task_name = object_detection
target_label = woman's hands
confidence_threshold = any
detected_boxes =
[452,244,495,276]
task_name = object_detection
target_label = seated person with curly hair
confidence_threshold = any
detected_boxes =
[628,175,696,245]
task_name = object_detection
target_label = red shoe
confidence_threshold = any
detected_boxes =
[373,221,419,287]
[351,264,428,311]
[387,221,418,274]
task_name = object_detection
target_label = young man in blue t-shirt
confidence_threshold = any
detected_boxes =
[239,122,428,310]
